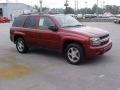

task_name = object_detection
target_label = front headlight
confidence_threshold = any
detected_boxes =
[90,37,101,46]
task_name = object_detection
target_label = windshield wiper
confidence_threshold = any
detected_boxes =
[74,25,84,27]
[62,26,75,27]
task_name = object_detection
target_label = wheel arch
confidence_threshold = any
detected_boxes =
[14,35,24,43]
[63,40,85,56]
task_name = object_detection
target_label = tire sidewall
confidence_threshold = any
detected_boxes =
[16,38,28,53]
[64,43,84,65]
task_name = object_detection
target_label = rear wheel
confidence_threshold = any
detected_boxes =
[16,38,28,53]
[64,43,85,65]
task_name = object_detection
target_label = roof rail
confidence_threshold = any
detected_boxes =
[21,12,45,15]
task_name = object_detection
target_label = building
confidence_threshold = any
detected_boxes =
[0,3,34,19]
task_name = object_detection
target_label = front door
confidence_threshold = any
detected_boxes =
[37,16,61,50]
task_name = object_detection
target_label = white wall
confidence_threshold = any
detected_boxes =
[0,3,33,19]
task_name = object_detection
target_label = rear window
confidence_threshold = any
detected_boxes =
[12,16,26,27]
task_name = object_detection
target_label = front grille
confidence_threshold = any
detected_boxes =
[100,34,109,39]
[100,34,109,45]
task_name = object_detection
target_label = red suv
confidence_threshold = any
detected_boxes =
[10,14,112,65]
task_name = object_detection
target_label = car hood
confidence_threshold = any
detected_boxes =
[63,26,109,37]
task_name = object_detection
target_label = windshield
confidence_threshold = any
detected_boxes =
[54,15,83,28]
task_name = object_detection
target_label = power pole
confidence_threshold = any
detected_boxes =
[96,0,99,17]
[85,1,87,15]
[103,1,105,14]
[103,1,105,8]
[40,0,42,13]
[77,0,78,14]
[64,0,69,14]
[75,0,78,15]
[75,0,77,15]
[117,6,120,14]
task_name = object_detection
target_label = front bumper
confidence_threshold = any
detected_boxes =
[85,40,112,59]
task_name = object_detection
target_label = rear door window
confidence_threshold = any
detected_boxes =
[24,16,36,28]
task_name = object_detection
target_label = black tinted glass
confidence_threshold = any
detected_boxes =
[24,16,36,27]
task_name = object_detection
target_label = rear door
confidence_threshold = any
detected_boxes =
[22,15,39,47]
[10,16,27,42]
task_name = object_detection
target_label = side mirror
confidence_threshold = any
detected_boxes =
[48,26,58,31]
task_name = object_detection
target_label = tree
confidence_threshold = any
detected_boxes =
[34,5,40,12]
[97,8,103,14]
[64,0,69,14]
[64,7,74,14]
[33,4,120,14]
[34,5,49,12]
[91,4,105,14]
[78,8,93,14]
[92,4,97,14]
[105,5,119,14]
[112,5,119,14]
[105,5,112,13]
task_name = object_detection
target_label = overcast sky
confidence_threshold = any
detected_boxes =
[0,0,120,8]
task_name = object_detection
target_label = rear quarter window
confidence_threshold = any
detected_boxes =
[12,16,26,27]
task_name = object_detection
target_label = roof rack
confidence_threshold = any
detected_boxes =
[21,12,45,15]
[21,12,64,15]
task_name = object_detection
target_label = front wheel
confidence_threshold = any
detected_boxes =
[16,38,28,53]
[64,43,85,65]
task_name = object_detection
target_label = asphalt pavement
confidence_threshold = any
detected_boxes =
[0,22,120,90]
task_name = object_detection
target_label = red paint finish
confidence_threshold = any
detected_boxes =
[10,14,112,59]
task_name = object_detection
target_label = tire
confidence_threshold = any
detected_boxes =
[64,43,85,65]
[16,37,28,53]
[114,21,117,23]
[119,21,120,24]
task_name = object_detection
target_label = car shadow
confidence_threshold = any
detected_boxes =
[28,48,64,60]
[81,54,112,65]
[28,48,111,65]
